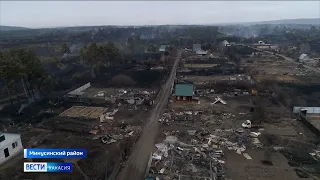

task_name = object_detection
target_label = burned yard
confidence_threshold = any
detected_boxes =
[0,65,164,180]
[1,44,320,180]
[144,46,320,180]
[0,16,320,180]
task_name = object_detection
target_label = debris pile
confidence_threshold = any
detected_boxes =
[89,88,156,109]
[195,89,215,96]
[106,89,156,109]
[159,111,202,124]
[100,109,119,122]
[309,150,320,160]
[206,128,252,154]
[149,135,227,180]
[211,97,227,105]
[148,127,264,178]
[91,125,142,144]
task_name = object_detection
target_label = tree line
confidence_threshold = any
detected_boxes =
[79,42,121,78]
[0,49,47,105]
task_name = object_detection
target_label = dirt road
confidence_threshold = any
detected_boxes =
[116,51,181,180]
[275,53,320,74]
[255,48,320,74]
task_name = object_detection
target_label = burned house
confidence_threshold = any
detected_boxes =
[253,41,277,50]
[63,82,155,106]
[174,84,195,102]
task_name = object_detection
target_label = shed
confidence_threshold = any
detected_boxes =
[222,40,229,47]
[175,84,194,102]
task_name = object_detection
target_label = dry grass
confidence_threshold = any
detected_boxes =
[276,75,297,81]
[184,64,217,68]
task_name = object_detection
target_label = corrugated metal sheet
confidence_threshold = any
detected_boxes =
[299,53,309,61]
[68,82,91,96]
[293,106,320,114]
[175,84,193,96]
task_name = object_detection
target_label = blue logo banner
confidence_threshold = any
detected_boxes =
[24,162,73,172]
[24,148,87,159]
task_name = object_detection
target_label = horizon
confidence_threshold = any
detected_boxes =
[0,1,319,28]
[1,17,320,29]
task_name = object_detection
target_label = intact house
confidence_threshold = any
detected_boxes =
[221,40,230,47]
[0,132,23,165]
[174,84,199,102]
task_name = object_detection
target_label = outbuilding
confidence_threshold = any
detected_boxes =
[0,132,23,165]
[221,40,230,47]
[175,84,194,101]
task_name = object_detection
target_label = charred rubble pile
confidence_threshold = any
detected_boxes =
[147,127,263,180]
[102,89,156,109]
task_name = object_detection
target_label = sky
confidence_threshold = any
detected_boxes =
[0,1,319,28]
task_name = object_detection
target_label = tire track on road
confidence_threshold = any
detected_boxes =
[116,51,181,180]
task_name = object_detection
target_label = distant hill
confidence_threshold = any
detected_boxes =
[245,18,320,25]
[0,25,30,31]
[216,18,320,26]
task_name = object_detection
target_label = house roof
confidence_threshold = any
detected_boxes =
[222,40,229,44]
[175,84,193,96]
